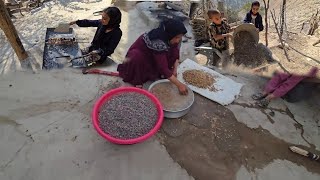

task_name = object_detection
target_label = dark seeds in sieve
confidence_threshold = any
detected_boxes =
[98,92,159,139]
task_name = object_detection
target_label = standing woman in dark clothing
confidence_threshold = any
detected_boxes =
[70,6,122,65]
[117,19,188,95]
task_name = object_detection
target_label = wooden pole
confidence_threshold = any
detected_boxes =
[279,0,286,38]
[0,0,28,61]
[262,0,270,47]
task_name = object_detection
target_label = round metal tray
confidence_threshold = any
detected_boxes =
[148,79,194,119]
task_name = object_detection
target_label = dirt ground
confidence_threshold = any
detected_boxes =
[0,0,319,179]
[157,94,320,180]
[268,32,320,78]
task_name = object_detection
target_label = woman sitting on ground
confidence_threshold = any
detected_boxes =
[117,19,188,95]
[70,6,122,65]
[252,67,318,107]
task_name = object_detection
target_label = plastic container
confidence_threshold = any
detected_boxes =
[92,87,164,145]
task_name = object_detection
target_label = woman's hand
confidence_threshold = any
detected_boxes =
[178,83,188,95]
[227,33,233,38]
[168,74,188,95]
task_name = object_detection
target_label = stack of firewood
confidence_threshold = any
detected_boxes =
[191,18,208,41]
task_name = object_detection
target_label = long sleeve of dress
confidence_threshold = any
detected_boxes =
[99,30,122,57]
[243,12,251,23]
[76,19,100,27]
[153,52,173,79]
[257,15,264,31]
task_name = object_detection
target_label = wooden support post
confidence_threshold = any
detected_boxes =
[0,0,28,61]
[279,0,286,38]
[262,0,270,47]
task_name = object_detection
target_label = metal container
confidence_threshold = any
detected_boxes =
[148,79,194,119]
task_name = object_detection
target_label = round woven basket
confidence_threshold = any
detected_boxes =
[233,23,259,45]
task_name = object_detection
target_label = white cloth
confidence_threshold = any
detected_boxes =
[251,15,257,24]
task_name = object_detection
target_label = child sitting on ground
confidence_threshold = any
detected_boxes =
[207,9,233,68]
[244,1,264,32]
[252,67,318,107]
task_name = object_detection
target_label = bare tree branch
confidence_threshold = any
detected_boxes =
[271,9,290,62]
[262,0,270,46]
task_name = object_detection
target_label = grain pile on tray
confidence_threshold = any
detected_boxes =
[150,82,193,111]
[183,70,217,91]
[233,31,265,68]
[98,92,158,139]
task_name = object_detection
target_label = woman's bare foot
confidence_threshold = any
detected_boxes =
[257,94,276,108]
[265,94,276,101]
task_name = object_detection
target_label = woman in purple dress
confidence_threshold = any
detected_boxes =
[117,19,188,95]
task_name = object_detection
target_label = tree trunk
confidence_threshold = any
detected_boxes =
[265,10,269,46]
[0,0,28,61]
[262,0,270,47]
[280,0,286,38]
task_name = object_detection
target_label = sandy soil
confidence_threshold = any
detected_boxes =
[256,0,320,77]
[270,0,320,35]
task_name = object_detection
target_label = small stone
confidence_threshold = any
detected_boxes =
[9,84,12,87]
[71,136,78,142]
[269,111,275,117]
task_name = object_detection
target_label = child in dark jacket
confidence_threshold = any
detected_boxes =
[244,1,264,32]
[70,6,122,65]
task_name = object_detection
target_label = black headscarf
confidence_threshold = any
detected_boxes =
[104,6,122,29]
[92,6,121,47]
[143,19,187,51]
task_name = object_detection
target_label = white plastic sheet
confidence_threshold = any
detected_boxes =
[177,59,243,105]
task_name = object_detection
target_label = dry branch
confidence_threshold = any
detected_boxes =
[313,39,320,46]
[271,9,290,62]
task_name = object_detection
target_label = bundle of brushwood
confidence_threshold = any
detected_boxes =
[191,18,208,41]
